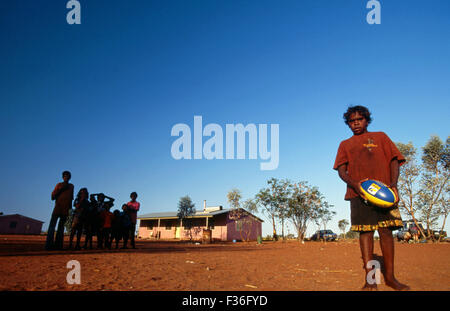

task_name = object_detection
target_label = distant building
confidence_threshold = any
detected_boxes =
[138,202,263,242]
[0,214,44,235]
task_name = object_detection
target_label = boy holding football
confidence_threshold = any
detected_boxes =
[333,105,409,290]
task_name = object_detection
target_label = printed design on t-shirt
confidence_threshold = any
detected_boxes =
[363,138,378,152]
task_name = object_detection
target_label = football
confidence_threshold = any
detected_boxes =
[359,179,397,208]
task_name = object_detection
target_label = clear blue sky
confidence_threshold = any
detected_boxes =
[1,0,449,237]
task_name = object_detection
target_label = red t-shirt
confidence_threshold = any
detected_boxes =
[127,201,140,224]
[333,131,405,200]
[100,210,114,228]
[51,182,74,216]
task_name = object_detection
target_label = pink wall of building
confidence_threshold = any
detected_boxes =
[138,212,262,241]
[226,213,262,241]
[138,217,226,241]
[0,215,44,235]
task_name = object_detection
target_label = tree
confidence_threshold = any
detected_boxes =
[243,198,258,214]
[64,208,74,234]
[418,136,449,240]
[436,188,449,242]
[227,188,245,241]
[255,178,291,241]
[345,230,359,239]
[319,202,335,231]
[396,142,426,238]
[437,138,450,242]
[177,195,196,241]
[227,189,260,242]
[311,195,335,243]
[269,178,291,240]
[338,219,349,239]
[227,188,242,210]
[256,188,276,240]
[241,198,259,242]
[226,189,243,227]
[286,181,324,242]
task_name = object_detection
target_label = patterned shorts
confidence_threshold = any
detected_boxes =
[350,196,403,232]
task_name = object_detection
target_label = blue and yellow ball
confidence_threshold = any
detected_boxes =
[359,179,397,208]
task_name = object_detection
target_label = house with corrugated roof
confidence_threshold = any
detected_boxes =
[137,201,263,242]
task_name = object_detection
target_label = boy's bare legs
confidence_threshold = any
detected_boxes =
[75,229,82,250]
[378,227,410,290]
[68,228,75,249]
[359,231,377,290]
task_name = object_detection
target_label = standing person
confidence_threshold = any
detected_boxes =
[126,192,140,249]
[45,171,74,250]
[333,106,409,291]
[99,202,114,249]
[111,209,122,249]
[91,193,115,249]
[120,204,132,249]
[94,193,115,211]
[69,188,89,250]
[83,194,98,250]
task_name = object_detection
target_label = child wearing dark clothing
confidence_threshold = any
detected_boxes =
[69,188,89,250]
[126,192,140,249]
[111,209,122,249]
[91,193,115,249]
[99,202,114,249]
[83,194,98,249]
[120,204,132,249]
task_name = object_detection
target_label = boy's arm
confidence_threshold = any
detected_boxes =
[104,195,115,202]
[337,164,365,197]
[390,158,400,203]
[70,184,74,201]
[51,183,68,201]
[51,184,59,201]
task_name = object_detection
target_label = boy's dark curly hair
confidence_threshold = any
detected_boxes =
[343,105,372,125]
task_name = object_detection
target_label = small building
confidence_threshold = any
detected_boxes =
[138,203,263,242]
[0,214,44,235]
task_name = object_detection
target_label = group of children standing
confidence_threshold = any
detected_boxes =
[45,171,140,251]
[69,190,140,250]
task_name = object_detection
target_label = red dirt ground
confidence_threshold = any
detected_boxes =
[0,235,448,291]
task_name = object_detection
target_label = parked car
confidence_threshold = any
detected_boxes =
[396,220,426,241]
[310,230,337,241]
[396,220,447,241]
[396,228,411,241]
[432,230,447,240]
